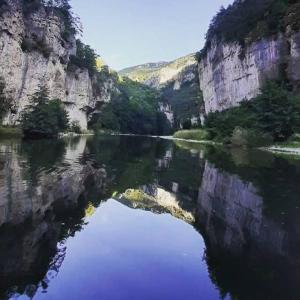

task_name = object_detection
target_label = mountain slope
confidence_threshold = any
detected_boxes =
[119,54,196,89]
[119,54,204,128]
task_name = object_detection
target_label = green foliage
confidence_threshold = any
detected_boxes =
[119,54,195,85]
[198,0,300,61]
[156,112,172,136]
[69,40,98,75]
[276,133,300,148]
[70,120,82,134]
[174,129,210,141]
[21,0,81,40]
[205,103,255,140]
[93,105,120,132]
[230,127,273,148]
[0,77,10,121]
[205,81,300,142]
[253,81,300,141]
[182,119,192,130]
[21,85,69,139]
[161,70,203,129]
[91,78,172,135]
[21,37,52,58]
[0,126,22,138]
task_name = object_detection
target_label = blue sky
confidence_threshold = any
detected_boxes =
[71,0,233,70]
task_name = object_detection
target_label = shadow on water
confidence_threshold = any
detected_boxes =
[0,136,299,299]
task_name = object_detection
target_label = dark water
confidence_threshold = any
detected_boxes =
[0,136,300,300]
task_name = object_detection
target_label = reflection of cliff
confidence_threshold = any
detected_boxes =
[0,138,107,299]
[0,138,106,227]
[117,185,194,223]
[197,161,300,299]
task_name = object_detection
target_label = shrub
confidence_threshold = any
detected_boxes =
[205,81,300,142]
[205,102,255,141]
[252,81,300,141]
[174,129,210,141]
[21,37,52,58]
[96,106,120,132]
[0,77,11,121]
[21,85,69,139]
[156,112,172,136]
[182,119,192,130]
[69,40,98,75]
[0,126,22,138]
[230,127,273,148]
[70,120,82,134]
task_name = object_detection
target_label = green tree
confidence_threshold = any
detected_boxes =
[21,85,69,139]
[69,40,98,74]
[0,77,10,121]
[205,81,300,142]
[252,81,300,141]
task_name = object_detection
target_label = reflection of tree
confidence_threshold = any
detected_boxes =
[19,139,66,184]
[203,146,300,221]
[0,148,107,299]
[3,135,300,300]
[83,136,170,199]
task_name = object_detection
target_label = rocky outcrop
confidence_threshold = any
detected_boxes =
[0,0,115,130]
[158,102,174,125]
[199,32,300,113]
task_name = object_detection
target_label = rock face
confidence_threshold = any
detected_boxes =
[0,0,115,130]
[199,32,300,113]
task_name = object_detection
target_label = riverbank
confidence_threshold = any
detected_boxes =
[159,135,219,145]
[172,129,300,156]
[263,146,300,156]
[0,127,22,138]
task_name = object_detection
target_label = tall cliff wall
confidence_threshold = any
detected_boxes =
[199,32,300,114]
[0,0,115,130]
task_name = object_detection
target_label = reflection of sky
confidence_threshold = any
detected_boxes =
[34,199,220,300]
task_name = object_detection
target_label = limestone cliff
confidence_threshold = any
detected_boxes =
[199,32,300,113]
[0,138,107,227]
[0,0,116,130]
[198,0,300,114]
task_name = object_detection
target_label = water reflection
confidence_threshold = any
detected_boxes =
[0,136,299,299]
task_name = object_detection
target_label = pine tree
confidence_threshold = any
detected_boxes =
[21,84,69,139]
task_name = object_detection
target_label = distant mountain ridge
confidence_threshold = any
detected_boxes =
[119,54,197,89]
[119,53,204,128]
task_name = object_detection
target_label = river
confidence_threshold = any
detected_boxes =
[0,136,299,300]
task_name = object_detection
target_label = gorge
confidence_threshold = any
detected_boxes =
[1,1,300,299]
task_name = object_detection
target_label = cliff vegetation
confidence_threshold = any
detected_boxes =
[91,78,172,135]
[197,0,300,60]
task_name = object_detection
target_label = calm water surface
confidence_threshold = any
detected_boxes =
[0,136,299,300]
